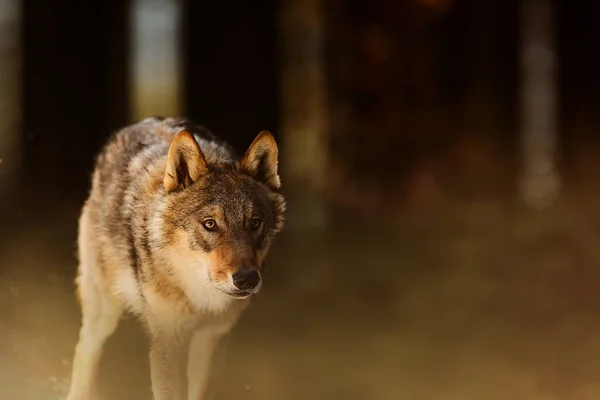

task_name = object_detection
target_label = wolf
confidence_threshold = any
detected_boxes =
[66,117,286,400]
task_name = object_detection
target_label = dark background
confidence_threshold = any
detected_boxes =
[20,0,278,202]
[14,0,600,206]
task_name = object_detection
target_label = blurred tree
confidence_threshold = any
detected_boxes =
[279,0,329,229]
[0,0,21,201]
[518,0,560,209]
[130,0,182,120]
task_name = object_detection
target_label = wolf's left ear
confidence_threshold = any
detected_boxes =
[240,130,280,190]
[164,130,208,193]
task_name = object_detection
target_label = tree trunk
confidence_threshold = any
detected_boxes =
[0,0,22,200]
[279,0,329,229]
[130,0,183,121]
[519,0,560,208]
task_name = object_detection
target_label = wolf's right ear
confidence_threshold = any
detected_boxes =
[164,130,207,193]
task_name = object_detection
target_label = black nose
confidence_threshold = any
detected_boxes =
[232,269,260,291]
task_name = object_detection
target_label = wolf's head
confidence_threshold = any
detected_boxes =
[158,130,286,302]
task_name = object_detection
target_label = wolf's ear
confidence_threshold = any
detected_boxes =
[164,130,207,193]
[240,130,280,190]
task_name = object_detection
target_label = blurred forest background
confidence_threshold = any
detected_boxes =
[3,0,600,399]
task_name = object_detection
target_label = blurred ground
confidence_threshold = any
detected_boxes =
[3,184,600,400]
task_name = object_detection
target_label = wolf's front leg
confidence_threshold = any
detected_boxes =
[149,330,190,400]
[187,329,224,400]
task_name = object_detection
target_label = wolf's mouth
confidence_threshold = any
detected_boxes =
[228,291,252,299]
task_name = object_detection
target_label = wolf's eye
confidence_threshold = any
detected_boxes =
[250,217,262,230]
[202,219,217,231]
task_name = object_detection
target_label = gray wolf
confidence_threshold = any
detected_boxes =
[66,117,286,400]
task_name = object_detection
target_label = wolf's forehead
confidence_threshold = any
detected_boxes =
[203,184,262,215]
[209,196,252,215]
[197,170,270,215]
[207,173,263,199]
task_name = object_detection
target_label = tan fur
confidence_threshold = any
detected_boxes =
[240,130,281,190]
[66,117,286,400]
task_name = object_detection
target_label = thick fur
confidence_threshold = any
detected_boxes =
[66,117,286,400]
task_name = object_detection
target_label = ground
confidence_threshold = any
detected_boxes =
[2,190,600,400]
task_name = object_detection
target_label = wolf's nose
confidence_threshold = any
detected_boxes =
[232,269,260,290]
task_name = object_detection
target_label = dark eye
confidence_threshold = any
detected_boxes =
[250,217,262,230]
[202,219,217,231]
